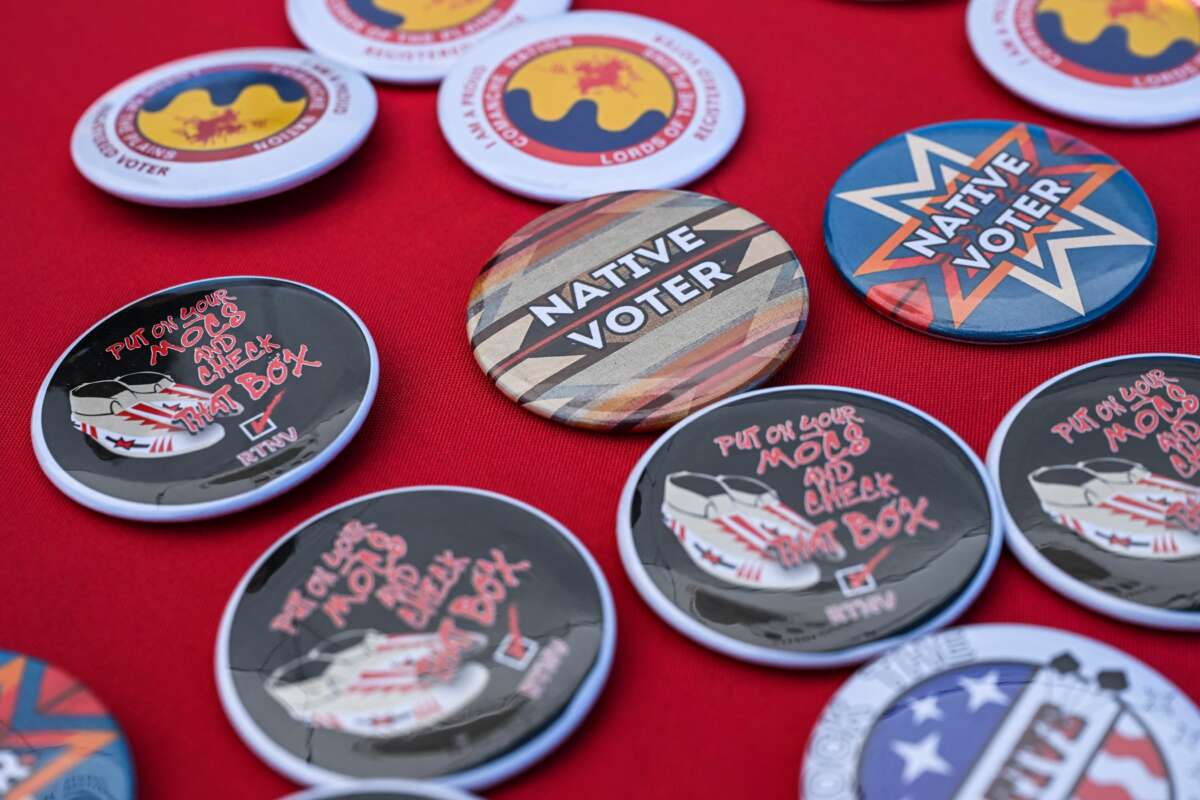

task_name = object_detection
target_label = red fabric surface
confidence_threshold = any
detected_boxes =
[2,1,1198,798]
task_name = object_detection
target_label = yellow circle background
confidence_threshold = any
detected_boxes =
[1038,0,1200,58]
[508,46,676,133]
[137,82,307,152]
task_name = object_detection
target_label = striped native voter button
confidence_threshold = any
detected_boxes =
[467,190,809,432]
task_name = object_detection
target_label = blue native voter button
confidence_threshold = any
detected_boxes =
[824,120,1156,343]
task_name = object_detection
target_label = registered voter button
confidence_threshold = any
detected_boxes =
[0,651,135,800]
[468,190,809,431]
[216,487,615,790]
[31,277,377,522]
[968,0,1200,127]
[282,780,481,800]
[802,624,1200,799]
[988,353,1200,630]
[287,0,572,85]
[70,48,376,207]
[617,386,1002,668]
[825,119,1156,343]
[437,11,745,202]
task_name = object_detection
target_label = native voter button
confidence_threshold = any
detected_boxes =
[988,353,1200,630]
[968,0,1200,127]
[70,48,377,207]
[437,11,745,202]
[617,386,1002,668]
[31,277,377,522]
[802,624,1200,800]
[468,190,809,431]
[281,781,481,800]
[0,651,135,800]
[825,120,1156,343]
[216,487,615,790]
[286,0,572,85]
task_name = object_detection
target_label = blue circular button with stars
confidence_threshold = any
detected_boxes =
[824,120,1157,343]
[801,624,1200,800]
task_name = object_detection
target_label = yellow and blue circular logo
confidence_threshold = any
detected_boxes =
[332,0,511,41]
[1018,0,1200,86]
[485,36,694,166]
[117,64,327,162]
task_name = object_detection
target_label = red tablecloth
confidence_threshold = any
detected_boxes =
[3,1,1198,797]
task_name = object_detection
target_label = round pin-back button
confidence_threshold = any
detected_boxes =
[31,276,377,522]
[216,487,615,789]
[617,386,1002,668]
[282,781,480,800]
[0,651,135,800]
[437,11,745,202]
[802,624,1200,799]
[286,0,572,85]
[967,0,1200,127]
[988,354,1200,630]
[825,119,1156,343]
[70,48,376,206]
[468,190,809,431]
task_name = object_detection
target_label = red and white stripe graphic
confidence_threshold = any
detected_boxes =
[735,561,764,583]
[1058,514,1086,537]
[347,627,486,695]
[148,436,175,454]
[1135,474,1200,500]
[1059,511,1190,556]
[1152,536,1180,556]
[668,502,835,567]
[717,513,776,558]
[73,421,99,439]
[1100,494,1180,527]
[349,667,423,695]
[161,383,212,402]
[764,502,819,536]
[1071,714,1169,800]
[117,405,184,432]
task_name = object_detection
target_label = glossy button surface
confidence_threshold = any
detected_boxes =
[437,11,745,202]
[825,120,1156,342]
[282,780,481,800]
[217,487,615,789]
[0,651,135,799]
[968,0,1200,127]
[988,353,1200,629]
[617,386,1002,668]
[70,48,376,206]
[468,190,809,431]
[286,0,572,84]
[32,276,377,521]
[803,624,1200,799]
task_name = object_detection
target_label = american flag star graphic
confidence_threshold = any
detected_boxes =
[858,658,1170,799]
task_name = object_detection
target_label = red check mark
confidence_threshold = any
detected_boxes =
[848,545,892,589]
[250,390,285,435]
[505,604,526,660]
